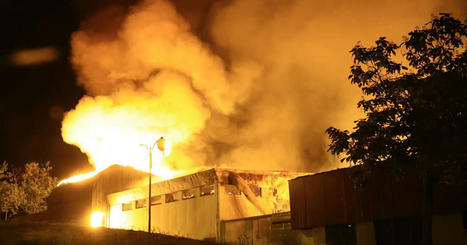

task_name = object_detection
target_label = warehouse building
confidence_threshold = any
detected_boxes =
[44,165,303,242]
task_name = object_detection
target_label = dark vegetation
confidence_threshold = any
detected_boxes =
[326,13,466,245]
[0,223,215,245]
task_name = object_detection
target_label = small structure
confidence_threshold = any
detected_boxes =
[288,166,467,245]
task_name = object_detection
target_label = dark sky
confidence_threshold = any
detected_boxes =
[1,0,89,178]
[0,0,215,178]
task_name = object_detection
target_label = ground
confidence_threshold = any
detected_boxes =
[0,223,216,245]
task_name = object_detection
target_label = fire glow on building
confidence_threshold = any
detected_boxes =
[52,0,310,240]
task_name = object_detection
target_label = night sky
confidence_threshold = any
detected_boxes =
[1,0,465,179]
[0,0,216,178]
[0,0,87,178]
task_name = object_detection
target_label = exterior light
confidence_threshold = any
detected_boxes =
[141,136,165,233]
[90,211,105,228]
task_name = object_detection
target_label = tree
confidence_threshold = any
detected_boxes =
[20,162,58,214]
[0,162,24,221]
[326,14,466,245]
[0,161,57,221]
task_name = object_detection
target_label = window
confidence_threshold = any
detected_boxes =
[249,185,262,197]
[165,192,179,203]
[200,184,215,196]
[122,202,132,211]
[135,198,147,209]
[182,188,196,200]
[224,184,241,195]
[151,195,162,206]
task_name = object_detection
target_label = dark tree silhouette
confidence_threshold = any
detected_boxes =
[326,14,466,245]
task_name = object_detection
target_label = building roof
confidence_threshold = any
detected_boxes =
[106,167,308,205]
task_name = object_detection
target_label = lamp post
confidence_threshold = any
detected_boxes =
[141,136,165,233]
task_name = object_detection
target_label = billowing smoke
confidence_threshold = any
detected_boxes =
[63,0,258,176]
[62,0,466,176]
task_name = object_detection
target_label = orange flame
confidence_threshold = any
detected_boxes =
[57,71,210,186]
[57,170,99,186]
[58,0,248,186]
[57,135,178,186]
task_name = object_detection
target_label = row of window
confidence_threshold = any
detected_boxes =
[224,184,262,197]
[120,183,262,212]
[121,184,216,211]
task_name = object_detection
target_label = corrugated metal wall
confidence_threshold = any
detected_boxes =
[289,166,467,229]
[46,178,93,225]
[92,165,148,211]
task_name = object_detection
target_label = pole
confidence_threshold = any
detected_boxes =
[141,136,164,233]
[148,151,152,233]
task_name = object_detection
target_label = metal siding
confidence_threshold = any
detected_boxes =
[342,168,358,223]
[433,184,467,214]
[370,170,394,220]
[357,182,374,222]
[305,173,326,227]
[289,178,306,229]
[289,166,467,229]
[392,173,423,217]
[323,170,346,225]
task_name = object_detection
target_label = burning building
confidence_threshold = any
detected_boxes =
[47,165,303,242]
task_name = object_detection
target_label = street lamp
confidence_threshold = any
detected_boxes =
[140,136,165,233]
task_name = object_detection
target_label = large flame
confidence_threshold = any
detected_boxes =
[58,71,209,185]
[57,170,99,186]
[57,0,258,186]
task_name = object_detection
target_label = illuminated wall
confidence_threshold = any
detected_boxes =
[101,168,304,241]
[108,185,218,240]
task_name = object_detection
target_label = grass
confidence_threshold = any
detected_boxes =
[0,223,216,245]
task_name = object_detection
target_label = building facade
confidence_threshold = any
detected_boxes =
[90,167,302,241]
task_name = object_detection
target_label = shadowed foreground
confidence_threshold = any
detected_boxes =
[0,223,216,245]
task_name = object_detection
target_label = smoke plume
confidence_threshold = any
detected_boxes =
[62,0,466,176]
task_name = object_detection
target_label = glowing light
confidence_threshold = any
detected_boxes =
[57,170,100,186]
[10,46,59,66]
[90,211,105,227]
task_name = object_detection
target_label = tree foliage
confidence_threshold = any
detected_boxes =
[326,13,466,245]
[326,13,466,184]
[0,162,24,217]
[0,161,57,221]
